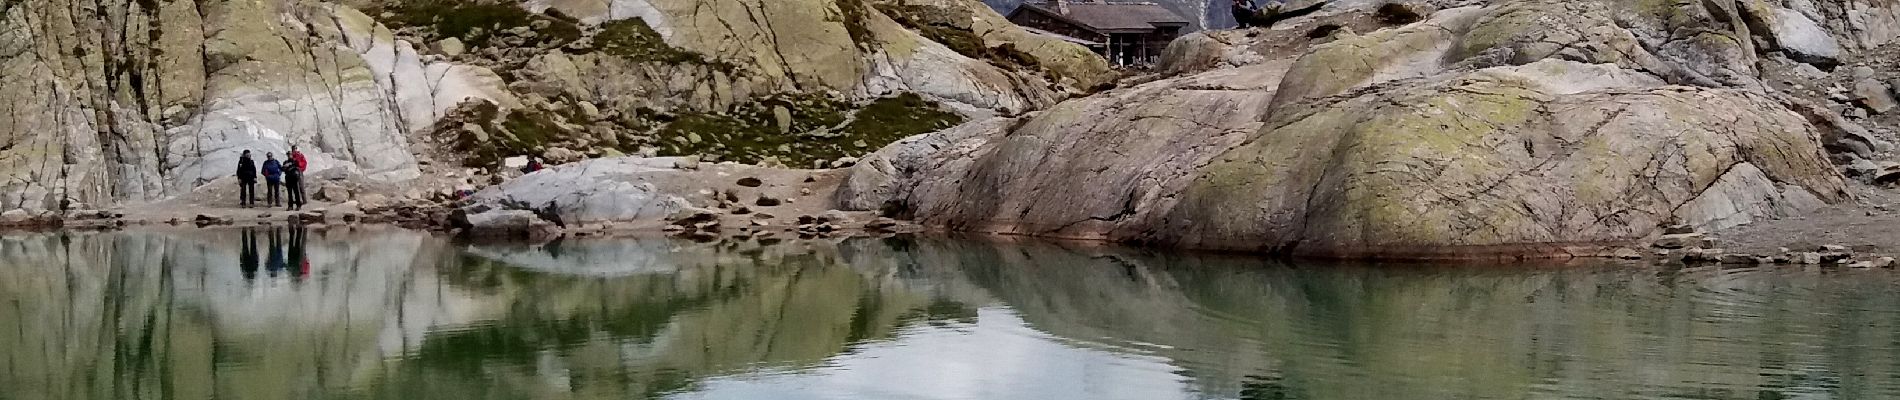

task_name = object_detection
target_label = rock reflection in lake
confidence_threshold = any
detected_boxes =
[3,229,1900,400]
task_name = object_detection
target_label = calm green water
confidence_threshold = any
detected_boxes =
[2,227,1898,400]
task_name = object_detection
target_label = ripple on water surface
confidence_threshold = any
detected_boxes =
[2,229,1900,399]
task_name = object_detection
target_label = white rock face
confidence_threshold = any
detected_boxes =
[0,0,522,210]
[861,40,1060,116]
[1766,7,1845,64]
[528,0,672,32]
[1,0,1109,211]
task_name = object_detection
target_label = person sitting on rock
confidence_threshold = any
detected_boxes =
[237,150,258,208]
[1234,0,1312,29]
[523,157,544,174]
[262,153,284,207]
[1233,0,1264,28]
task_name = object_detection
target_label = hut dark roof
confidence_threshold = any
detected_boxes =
[1017,2,1190,33]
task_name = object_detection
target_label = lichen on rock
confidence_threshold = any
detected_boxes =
[874,3,1038,73]
[593,18,730,69]
[839,0,1881,259]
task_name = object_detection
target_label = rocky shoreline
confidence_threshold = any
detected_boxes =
[13,178,1900,269]
[1632,228,1896,269]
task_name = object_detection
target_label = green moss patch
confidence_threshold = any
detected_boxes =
[839,93,962,142]
[439,93,961,169]
[446,102,567,168]
[834,0,876,49]
[872,3,1047,77]
[595,18,732,70]
[651,93,963,166]
[369,0,582,50]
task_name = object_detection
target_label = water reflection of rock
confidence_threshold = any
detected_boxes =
[0,230,957,399]
[7,231,1900,399]
[0,227,511,400]
[872,238,1900,400]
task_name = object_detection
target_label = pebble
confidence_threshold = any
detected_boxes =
[1613,248,1645,260]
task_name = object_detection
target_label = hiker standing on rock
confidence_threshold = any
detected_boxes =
[289,145,309,174]
[237,150,258,208]
[263,153,284,207]
[1232,0,1260,27]
[284,158,306,211]
[1233,0,1291,28]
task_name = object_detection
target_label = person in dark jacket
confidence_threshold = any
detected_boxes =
[262,153,284,207]
[289,145,309,173]
[237,150,258,208]
[266,227,287,278]
[1233,0,1318,29]
[1232,0,1260,27]
[522,157,544,174]
[284,158,305,211]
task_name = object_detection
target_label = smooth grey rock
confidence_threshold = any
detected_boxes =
[1855,78,1898,114]
[0,209,32,224]
[1653,233,1709,250]
[1762,6,1844,65]
[468,158,697,224]
[435,38,466,57]
[462,209,559,239]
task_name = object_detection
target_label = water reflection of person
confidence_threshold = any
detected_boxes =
[239,228,259,280]
[289,225,310,279]
[266,227,287,278]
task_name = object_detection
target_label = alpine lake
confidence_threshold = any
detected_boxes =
[2,226,1898,400]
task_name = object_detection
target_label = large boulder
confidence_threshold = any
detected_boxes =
[1153,63,1843,258]
[841,0,1854,259]
[464,156,843,226]
[464,157,699,224]
[1745,5,1845,65]
[454,209,563,240]
[840,59,1289,234]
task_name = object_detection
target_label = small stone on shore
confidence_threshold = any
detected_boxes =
[1653,233,1708,249]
